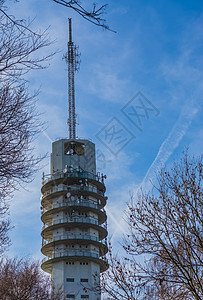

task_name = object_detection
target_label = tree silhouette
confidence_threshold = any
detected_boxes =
[101,152,203,300]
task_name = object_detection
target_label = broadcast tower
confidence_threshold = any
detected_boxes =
[40,19,108,299]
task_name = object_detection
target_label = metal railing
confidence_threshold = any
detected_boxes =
[42,218,107,231]
[53,216,98,225]
[42,251,108,264]
[41,185,105,200]
[42,170,105,186]
[53,199,98,209]
[42,234,108,246]
[43,216,97,228]
[41,200,106,214]
[41,200,97,215]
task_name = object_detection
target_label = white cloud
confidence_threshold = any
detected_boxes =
[86,63,130,103]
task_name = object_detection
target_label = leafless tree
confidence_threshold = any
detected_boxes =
[0,11,54,197]
[0,84,42,197]
[51,0,115,32]
[0,8,55,253]
[101,152,203,300]
[0,14,53,79]
[0,258,64,300]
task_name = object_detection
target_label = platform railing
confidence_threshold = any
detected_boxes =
[53,199,98,209]
[42,234,108,246]
[55,216,98,225]
[41,200,106,214]
[41,184,105,200]
[42,216,97,228]
[42,170,105,186]
[42,217,107,231]
[41,250,108,264]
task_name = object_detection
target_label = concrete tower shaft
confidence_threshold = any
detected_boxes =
[41,139,108,299]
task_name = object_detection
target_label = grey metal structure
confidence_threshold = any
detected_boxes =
[40,20,108,300]
[67,18,80,139]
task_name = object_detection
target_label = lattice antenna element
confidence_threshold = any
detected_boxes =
[65,18,81,139]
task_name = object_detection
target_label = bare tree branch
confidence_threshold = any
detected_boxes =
[0,8,41,36]
[0,10,55,254]
[0,84,45,199]
[0,15,55,80]
[102,152,203,300]
[52,0,116,32]
[0,12,55,201]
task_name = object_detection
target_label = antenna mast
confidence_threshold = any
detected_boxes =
[66,18,80,139]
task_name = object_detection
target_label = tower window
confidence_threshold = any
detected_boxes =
[66,278,74,282]
[80,278,88,282]
[66,295,75,298]
[81,296,89,299]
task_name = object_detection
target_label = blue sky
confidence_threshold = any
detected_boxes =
[6,0,203,260]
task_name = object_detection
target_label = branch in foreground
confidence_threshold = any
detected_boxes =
[52,0,116,32]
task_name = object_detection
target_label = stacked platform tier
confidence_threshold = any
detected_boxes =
[41,170,108,273]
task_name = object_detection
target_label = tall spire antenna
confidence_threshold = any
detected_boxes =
[67,18,80,139]
[67,18,76,139]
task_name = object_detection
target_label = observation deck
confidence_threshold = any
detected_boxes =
[41,166,108,275]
